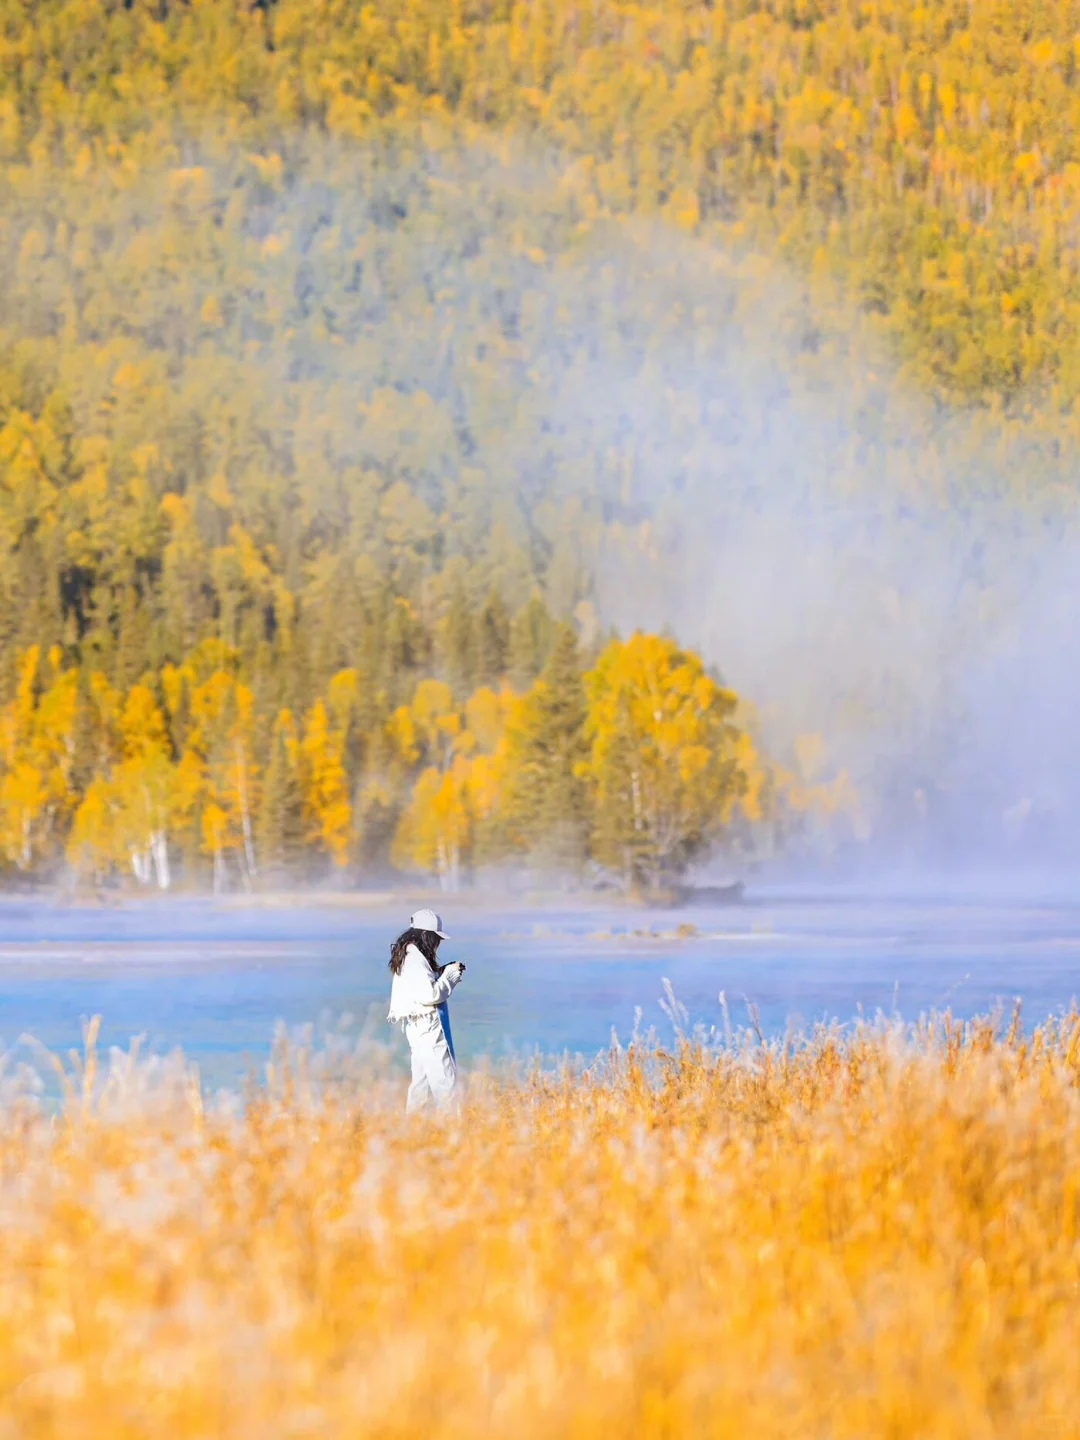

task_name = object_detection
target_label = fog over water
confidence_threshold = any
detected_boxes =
[1,893,1079,1087]
[558,227,1080,876]
[243,135,1080,875]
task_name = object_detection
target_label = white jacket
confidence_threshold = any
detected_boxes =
[387,943,464,1024]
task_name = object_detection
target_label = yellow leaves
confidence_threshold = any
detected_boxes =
[390,679,459,771]
[120,685,169,761]
[71,740,177,887]
[728,730,767,824]
[583,632,746,887]
[200,800,230,861]
[326,669,359,729]
[76,433,111,470]
[377,479,438,553]
[274,707,299,768]
[586,633,734,764]
[391,758,471,887]
[159,493,192,531]
[88,670,123,744]
[1,646,78,781]
[13,0,1070,891]
[300,697,351,867]
[33,666,79,773]
[67,775,117,876]
[0,0,1078,905]
[160,663,184,722]
[664,187,700,232]
[1014,151,1042,188]
[154,659,259,883]
[388,704,420,768]
[0,97,20,160]
[389,677,518,884]
[16,228,47,268]
[464,749,505,823]
[111,362,143,392]
[464,685,517,755]
[1029,37,1057,69]
[385,633,768,889]
[179,639,241,687]
[0,647,79,870]
[168,166,209,196]
[763,731,867,847]
[0,411,61,524]
[174,746,205,827]
[73,672,177,885]
[894,101,919,144]
[8,646,40,743]
[130,443,160,478]
[212,524,275,606]
[189,671,238,740]
[246,151,284,188]
[0,761,48,871]
[207,472,233,509]
[1,0,1079,417]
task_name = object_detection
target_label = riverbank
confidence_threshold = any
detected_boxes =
[27,880,748,915]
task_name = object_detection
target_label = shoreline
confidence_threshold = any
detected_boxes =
[8,882,749,915]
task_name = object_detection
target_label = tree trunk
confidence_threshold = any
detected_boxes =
[236,741,257,880]
[151,831,170,890]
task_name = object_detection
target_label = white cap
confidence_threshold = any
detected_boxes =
[411,908,449,939]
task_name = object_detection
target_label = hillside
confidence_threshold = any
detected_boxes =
[0,0,1077,887]
[4,0,1080,414]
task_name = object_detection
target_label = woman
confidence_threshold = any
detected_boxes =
[387,908,466,1114]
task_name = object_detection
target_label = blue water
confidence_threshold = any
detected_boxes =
[0,888,1078,1088]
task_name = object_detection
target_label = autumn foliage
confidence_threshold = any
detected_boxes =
[4,0,1080,414]
[1,0,1073,884]
[2,624,838,893]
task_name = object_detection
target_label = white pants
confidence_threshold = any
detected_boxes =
[404,1007,458,1114]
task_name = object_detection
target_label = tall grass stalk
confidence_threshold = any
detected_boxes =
[1,1010,1079,1436]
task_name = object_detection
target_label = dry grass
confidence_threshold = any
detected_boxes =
[0,1011,1079,1438]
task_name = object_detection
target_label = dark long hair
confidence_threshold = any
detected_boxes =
[389,927,442,975]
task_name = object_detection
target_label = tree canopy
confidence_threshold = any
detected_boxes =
[5,0,1080,414]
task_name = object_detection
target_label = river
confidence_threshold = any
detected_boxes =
[0,887,1077,1089]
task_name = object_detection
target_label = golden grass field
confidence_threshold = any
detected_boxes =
[1,1011,1079,1438]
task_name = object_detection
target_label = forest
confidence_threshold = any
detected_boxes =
[0,0,1077,888]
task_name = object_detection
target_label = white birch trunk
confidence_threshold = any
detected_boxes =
[151,831,170,890]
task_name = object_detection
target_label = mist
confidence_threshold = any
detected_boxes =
[6,131,1080,881]
[517,219,1080,877]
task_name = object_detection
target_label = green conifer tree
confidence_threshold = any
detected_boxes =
[382,591,427,703]
[476,589,510,687]
[509,595,556,690]
[506,622,589,874]
[585,716,646,893]
[114,585,152,690]
[256,713,305,883]
[441,583,477,698]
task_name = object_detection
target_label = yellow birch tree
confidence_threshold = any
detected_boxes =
[583,633,748,893]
